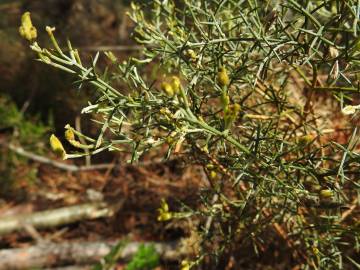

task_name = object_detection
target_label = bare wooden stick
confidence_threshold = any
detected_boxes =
[340,198,359,223]
[0,202,119,236]
[43,267,92,270]
[5,143,114,172]
[2,142,177,172]
[0,240,180,270]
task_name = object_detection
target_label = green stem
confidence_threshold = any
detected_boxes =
[181,109,250,155]
[312,86,359,92]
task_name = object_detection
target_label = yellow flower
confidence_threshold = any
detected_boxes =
[217,66,230,87]
[209,170,217,180]
[157,199,173,221]
[312,247,320,255]
[206,163,215,170]
[49,134,66,159]
[180,260,191,270]
[161,82,175,97]
[319,189,333,200]
[64,125,94,150]
[171,76,181,94]
[184,49,197,61]
[65,129,75,141]
[19,12,37,41]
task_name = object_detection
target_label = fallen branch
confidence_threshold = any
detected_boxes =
[43,267,91,270]
[3,143,178,171]
[0,201,121,236]
[0,240,180,270]
[340,198,359,223]
[5,143,114,172]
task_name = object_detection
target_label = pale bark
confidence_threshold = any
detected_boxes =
[0,240,180,270]
[0,202,118,235]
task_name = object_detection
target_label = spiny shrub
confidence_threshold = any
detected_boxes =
[22,1,360,269]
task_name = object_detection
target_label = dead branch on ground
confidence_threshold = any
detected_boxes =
[0,240,180,270]
[0,201,123,235]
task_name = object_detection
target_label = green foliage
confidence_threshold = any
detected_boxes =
[125,244,160,270]
[92,241,159,270]
[92,240,128,270]
[26,1,360,269]
[0,94,51,147]
[0,94,52,198]
[0,94,22,129]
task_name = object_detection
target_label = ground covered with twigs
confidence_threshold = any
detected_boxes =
[0,140,204,269]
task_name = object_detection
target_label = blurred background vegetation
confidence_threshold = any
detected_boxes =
[0,0,138,200]
[0,0,136,129]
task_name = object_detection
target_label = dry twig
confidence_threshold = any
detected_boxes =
[0,240,180,270]
[0,201,123,235]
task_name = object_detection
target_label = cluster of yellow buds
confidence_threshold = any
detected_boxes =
[206,163,218,181]
[159,107,175,121]
[216,66,239,129]
[19,12,37,41]
[224,103,241,129]
[217,66,230,87]
[312,246,320,256]
[49,134,67,160]
[161,76,182,97]
[49,125,96,159]
[180,260,191,270]
[157,199,173,221]
[184,49,198,62]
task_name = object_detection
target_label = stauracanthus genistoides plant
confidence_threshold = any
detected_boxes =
[22,1,360,269]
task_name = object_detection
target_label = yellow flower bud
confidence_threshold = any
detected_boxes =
[158,211,172,221]
[180,260,191,270]
[184,49,197,61]
[171,76,181,94]
[49,134,66,159]
[224,103,241,129]
[64,126,94,149]
[65,129,75,141]
[312,247,320,255]
[166,136,175,145]
[297,134,315,146]
[319,189,333,199]
[220,91,230,110]
[217,66,230,87]
[157,199,173,221]
[209,170,217,180]
[161,82,174,97]
[206,163,215,170]
[19,12,37,41]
